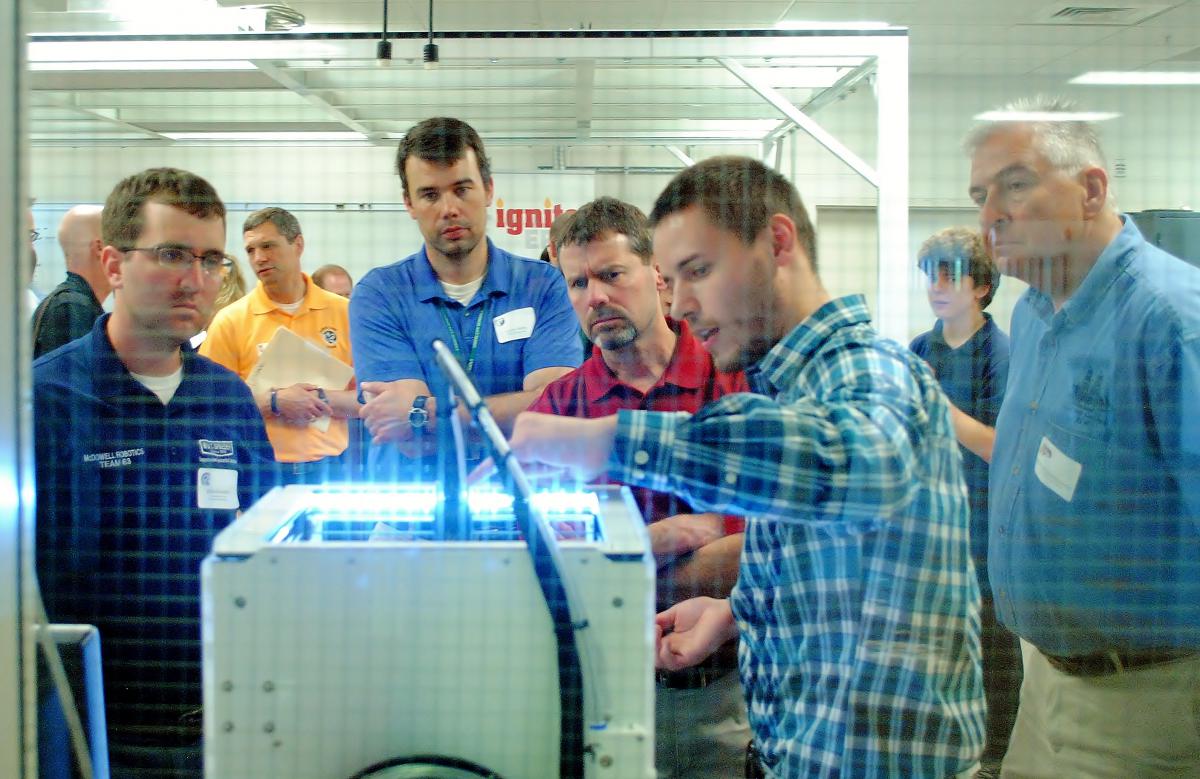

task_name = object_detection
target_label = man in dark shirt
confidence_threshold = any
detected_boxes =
[32,204,110,357]
[34,168,276,779]
[909,226,1016,777]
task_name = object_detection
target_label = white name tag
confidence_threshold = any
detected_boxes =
[1034,435,1082,503]
[493,307,536,343]
[197,467,239,510]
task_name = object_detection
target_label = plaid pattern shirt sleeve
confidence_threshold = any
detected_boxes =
[609,296,985,778]
[609,363,924,529]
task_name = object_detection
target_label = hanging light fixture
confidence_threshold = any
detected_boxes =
[376,0,393,66]
[423,0,439,70]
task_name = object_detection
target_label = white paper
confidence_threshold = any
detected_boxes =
[1034,435,1082,503]
[247,327,355,430]
[493,307,536,343]
[197,467,239,510]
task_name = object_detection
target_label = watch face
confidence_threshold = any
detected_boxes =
[408,406,429,428]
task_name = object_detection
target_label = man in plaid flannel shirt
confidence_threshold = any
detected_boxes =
[500,157,985,778]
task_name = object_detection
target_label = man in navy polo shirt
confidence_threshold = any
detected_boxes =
[351,117,581,477]
[34,167,276,779]
[528,196,750,778]
[969,97,1200,777]
[909,227,1016,778]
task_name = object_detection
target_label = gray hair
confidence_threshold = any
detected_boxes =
[243,206,302,242]
[964,95,1108,176]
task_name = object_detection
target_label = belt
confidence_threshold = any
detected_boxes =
[1040,647,1196,677]
[655,665,728,690]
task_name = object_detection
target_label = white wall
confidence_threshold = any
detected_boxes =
[29,70,1193,337]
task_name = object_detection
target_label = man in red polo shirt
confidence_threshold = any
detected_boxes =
[529,196,750,778]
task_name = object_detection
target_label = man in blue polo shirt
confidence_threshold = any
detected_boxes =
[34,167,276,779]
[968,97,1200,777]
[350,117,581,476]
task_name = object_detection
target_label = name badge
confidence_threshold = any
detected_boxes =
[493,307,536,344]
[1034,435,1082,503]
[197,467,239,510]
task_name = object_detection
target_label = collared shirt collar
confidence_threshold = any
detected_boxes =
[582,318,706,404]
[1059,215,1139,326]
[63,271,101,306]
[1026,215,1140,327]
[412,238,509,306]
[927,312,996,350]
[748,294,872,396]
[247,272,324,315]
[88,312,196,404]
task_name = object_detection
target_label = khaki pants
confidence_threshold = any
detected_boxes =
[655,669,752,779]
[1002,639,1200,779]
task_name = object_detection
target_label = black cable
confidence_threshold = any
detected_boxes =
[346,754,504,779]
[433,340,586,778]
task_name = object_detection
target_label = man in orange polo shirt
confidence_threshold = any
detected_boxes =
[201,207,359,482]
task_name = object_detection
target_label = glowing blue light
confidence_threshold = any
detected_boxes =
[303,483,602,523]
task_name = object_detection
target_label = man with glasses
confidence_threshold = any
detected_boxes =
[32,204,109,357]
[33,167,276,779]
[201,207,359,483]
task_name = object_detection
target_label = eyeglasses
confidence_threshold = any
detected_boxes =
[29,229,43,242]
[121,245,233,279]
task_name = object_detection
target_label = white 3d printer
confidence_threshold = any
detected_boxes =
[202,342,657,779]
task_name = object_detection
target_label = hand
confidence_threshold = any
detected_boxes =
[469,412,617,483]
[648,513,726,565]
[654,596,737,671]
[359,380,430,445]
[273,383,332,425]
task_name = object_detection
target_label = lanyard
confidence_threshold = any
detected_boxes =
[435,297,491,376]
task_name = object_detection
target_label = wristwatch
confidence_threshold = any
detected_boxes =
[408,395,430,430]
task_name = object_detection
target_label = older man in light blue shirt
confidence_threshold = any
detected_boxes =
[970,97,1200,778]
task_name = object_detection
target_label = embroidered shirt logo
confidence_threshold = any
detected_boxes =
[82,448,145,469]
[1071,363,1109,429]
[320,327,338,346]
[199,439,235,463]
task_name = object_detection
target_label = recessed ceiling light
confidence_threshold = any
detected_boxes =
[973,110,1120,122]
[1071,71,1200,85]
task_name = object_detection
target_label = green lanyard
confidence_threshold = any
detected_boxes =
[435,297,491,376]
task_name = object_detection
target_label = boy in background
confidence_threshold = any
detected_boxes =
[910,227,1017,778]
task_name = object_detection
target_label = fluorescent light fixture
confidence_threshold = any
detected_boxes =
[1071,71,1200,86]
[164,132,366,141]
[973,110,1121,122]
[774,20,892,30]
[30,60,257,72]
[28,39,345,63]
